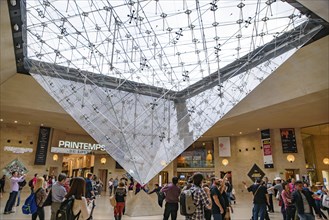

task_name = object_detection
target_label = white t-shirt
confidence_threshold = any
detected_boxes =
[300,192,311,213]
[73,197,93,220]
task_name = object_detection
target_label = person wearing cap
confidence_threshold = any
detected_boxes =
[291,180,316,220]
[313,182,328,219]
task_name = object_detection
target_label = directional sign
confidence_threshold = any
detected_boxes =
[247,163,266,182]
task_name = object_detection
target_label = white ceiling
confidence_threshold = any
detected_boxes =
[0,0,328,138]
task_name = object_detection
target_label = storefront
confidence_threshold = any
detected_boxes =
[176,141,215,186]
[50,140,106,178]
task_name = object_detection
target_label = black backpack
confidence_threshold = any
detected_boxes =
[56,196,81,220]
[28,179,34,188]
[18,180,27,190]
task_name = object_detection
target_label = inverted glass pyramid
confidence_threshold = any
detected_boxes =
[25,0,322,183]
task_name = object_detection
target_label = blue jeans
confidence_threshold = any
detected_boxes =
[253,203,266,220]
[213,213,223,220]
[16,190,20,206]
[285,206,296,220]
[298,213,315,220]
[32,207,45,220]
[4,191,18,212]
[281,200,287,220]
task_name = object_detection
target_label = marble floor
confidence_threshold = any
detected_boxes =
[0,192,284,220]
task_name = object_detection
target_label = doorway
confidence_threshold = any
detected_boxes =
[49,167,58,177]
[285,169,300,180]
[158,171,168,187]
[322,170,329,187]
[98,169,108,191]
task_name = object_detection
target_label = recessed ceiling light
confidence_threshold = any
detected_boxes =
[257,128,260,131]
[14,120,18,123]
[239,132,242,134]
[28,122,31,125]
[41,124,44,126]
[0,119,3,122]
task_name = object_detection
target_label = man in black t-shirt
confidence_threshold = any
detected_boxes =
[243,178,269,220]
[114,182,127,220]
[210,178,225,220]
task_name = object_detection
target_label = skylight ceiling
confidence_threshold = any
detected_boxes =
[24,0,322,183]
[26,0,307,92]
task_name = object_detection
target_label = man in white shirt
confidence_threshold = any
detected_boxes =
[3,171,26,214]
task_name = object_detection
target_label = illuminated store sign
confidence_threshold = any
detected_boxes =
[50,141,106,155]
[58,140,105,151]
[4,146,33,154]
[177,168,214,172]
[51,147,90,155]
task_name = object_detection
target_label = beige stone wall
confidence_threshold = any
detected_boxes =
[0,123,139,192]
[312,135,329,181]
[0,123,45,192]
[210,128,307,193]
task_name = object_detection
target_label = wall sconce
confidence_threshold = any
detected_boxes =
[323,158,329,165]
[53,154,58,161]
[160,160,167,166]
[10,0,17,6]
[222,159,229,166]
[13,24,19,31]
[287,154,295,163]
[100,157,106,164]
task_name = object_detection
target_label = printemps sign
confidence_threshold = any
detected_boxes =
[51,140,106,155]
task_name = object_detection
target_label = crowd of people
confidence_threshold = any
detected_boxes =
[1,170,329,220]
[243,176,329,220]
[156,173,235,220]
[2,171,101,220]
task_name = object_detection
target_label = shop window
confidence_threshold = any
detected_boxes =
[177,141,214,168]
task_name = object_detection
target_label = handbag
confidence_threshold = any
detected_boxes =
[252,185,261,202]
[43,189,52,207]
[224,207,231,220]
[322,194,329,209]
[275,191,280,200]
[109,195,117,207]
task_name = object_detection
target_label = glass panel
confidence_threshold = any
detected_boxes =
[25,0,322,183]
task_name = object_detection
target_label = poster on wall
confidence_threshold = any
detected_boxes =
[2,159,29,177]
[34,126,51,165]
[280,128,298,153]
[218,137,231,157]
[261,129,274,169]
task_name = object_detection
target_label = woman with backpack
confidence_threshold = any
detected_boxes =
[64,177,94,220]
[114,182,127,220]
[32,177,47,220]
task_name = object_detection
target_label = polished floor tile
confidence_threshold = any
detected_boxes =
[0,191,284,219]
